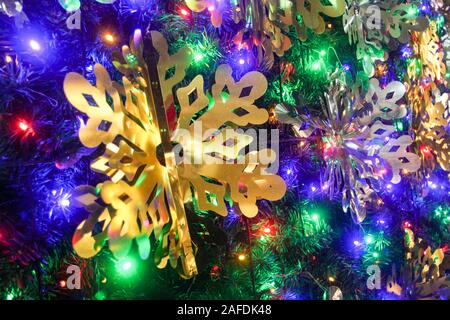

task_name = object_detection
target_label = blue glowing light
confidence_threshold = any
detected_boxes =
[29,39,41,51]
[342,64,351,72]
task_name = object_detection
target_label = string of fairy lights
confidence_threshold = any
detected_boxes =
[0,0,449,300]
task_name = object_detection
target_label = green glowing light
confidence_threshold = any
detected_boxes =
[372,252,379,258]
[311,61,322,71]
[126,53,138,67]
[436,15,445,30]
[319,50,327,57]
[95,291,106,300]
[311,213,319,222]
[116,258,136,277]
[194,53,204,62]
[434,205,450,224]
[365,235,374,244]
[394,120,405,132]
[6,293,14,300]
[59,0,81,11]
[406,5,419,18]
[186,33,222,68]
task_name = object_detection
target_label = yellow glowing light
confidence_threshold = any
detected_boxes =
[238,254,246,261]
[5,55,13,63]
[104,33,115,44]
[328,276,336,283]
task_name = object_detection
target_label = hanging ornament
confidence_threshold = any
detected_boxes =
[291,0,346,40]
[64,30,286,279]
[407,21,450,174]
[276,73,420,223]
[231,0,292,69]
[186,1,345,69]
[232,0,346,41]
[343,0,429,77]
[400,228,450,300]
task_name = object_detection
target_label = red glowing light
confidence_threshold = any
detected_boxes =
[420,145,432,155]
[403,221,412,229]
[59,280,66,288]
[16,119,34,136]
[18,121,29,131]
[263,227,272,234]
[180,8,189,16]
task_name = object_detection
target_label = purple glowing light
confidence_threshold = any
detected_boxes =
[342,64,351,72]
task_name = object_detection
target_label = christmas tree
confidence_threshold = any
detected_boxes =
[0,0,449,300]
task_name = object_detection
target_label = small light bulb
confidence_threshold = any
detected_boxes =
[194,53,204,62]
[60,199,70,207]
[238,58,245,65]
[29,40,41,51]
[311,61,321,70]
[104,33,115,44]
[122,261,132,271]
[18,121,29,131]
[263,227,271,234]
[5,55,13,63]
[238,254,246,261]
[180,8,189,16]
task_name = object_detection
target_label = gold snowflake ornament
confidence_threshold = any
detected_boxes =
[393,228,450,299]
[185,0,345,69]
[407,21,450,174]
[64,30,286,278]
